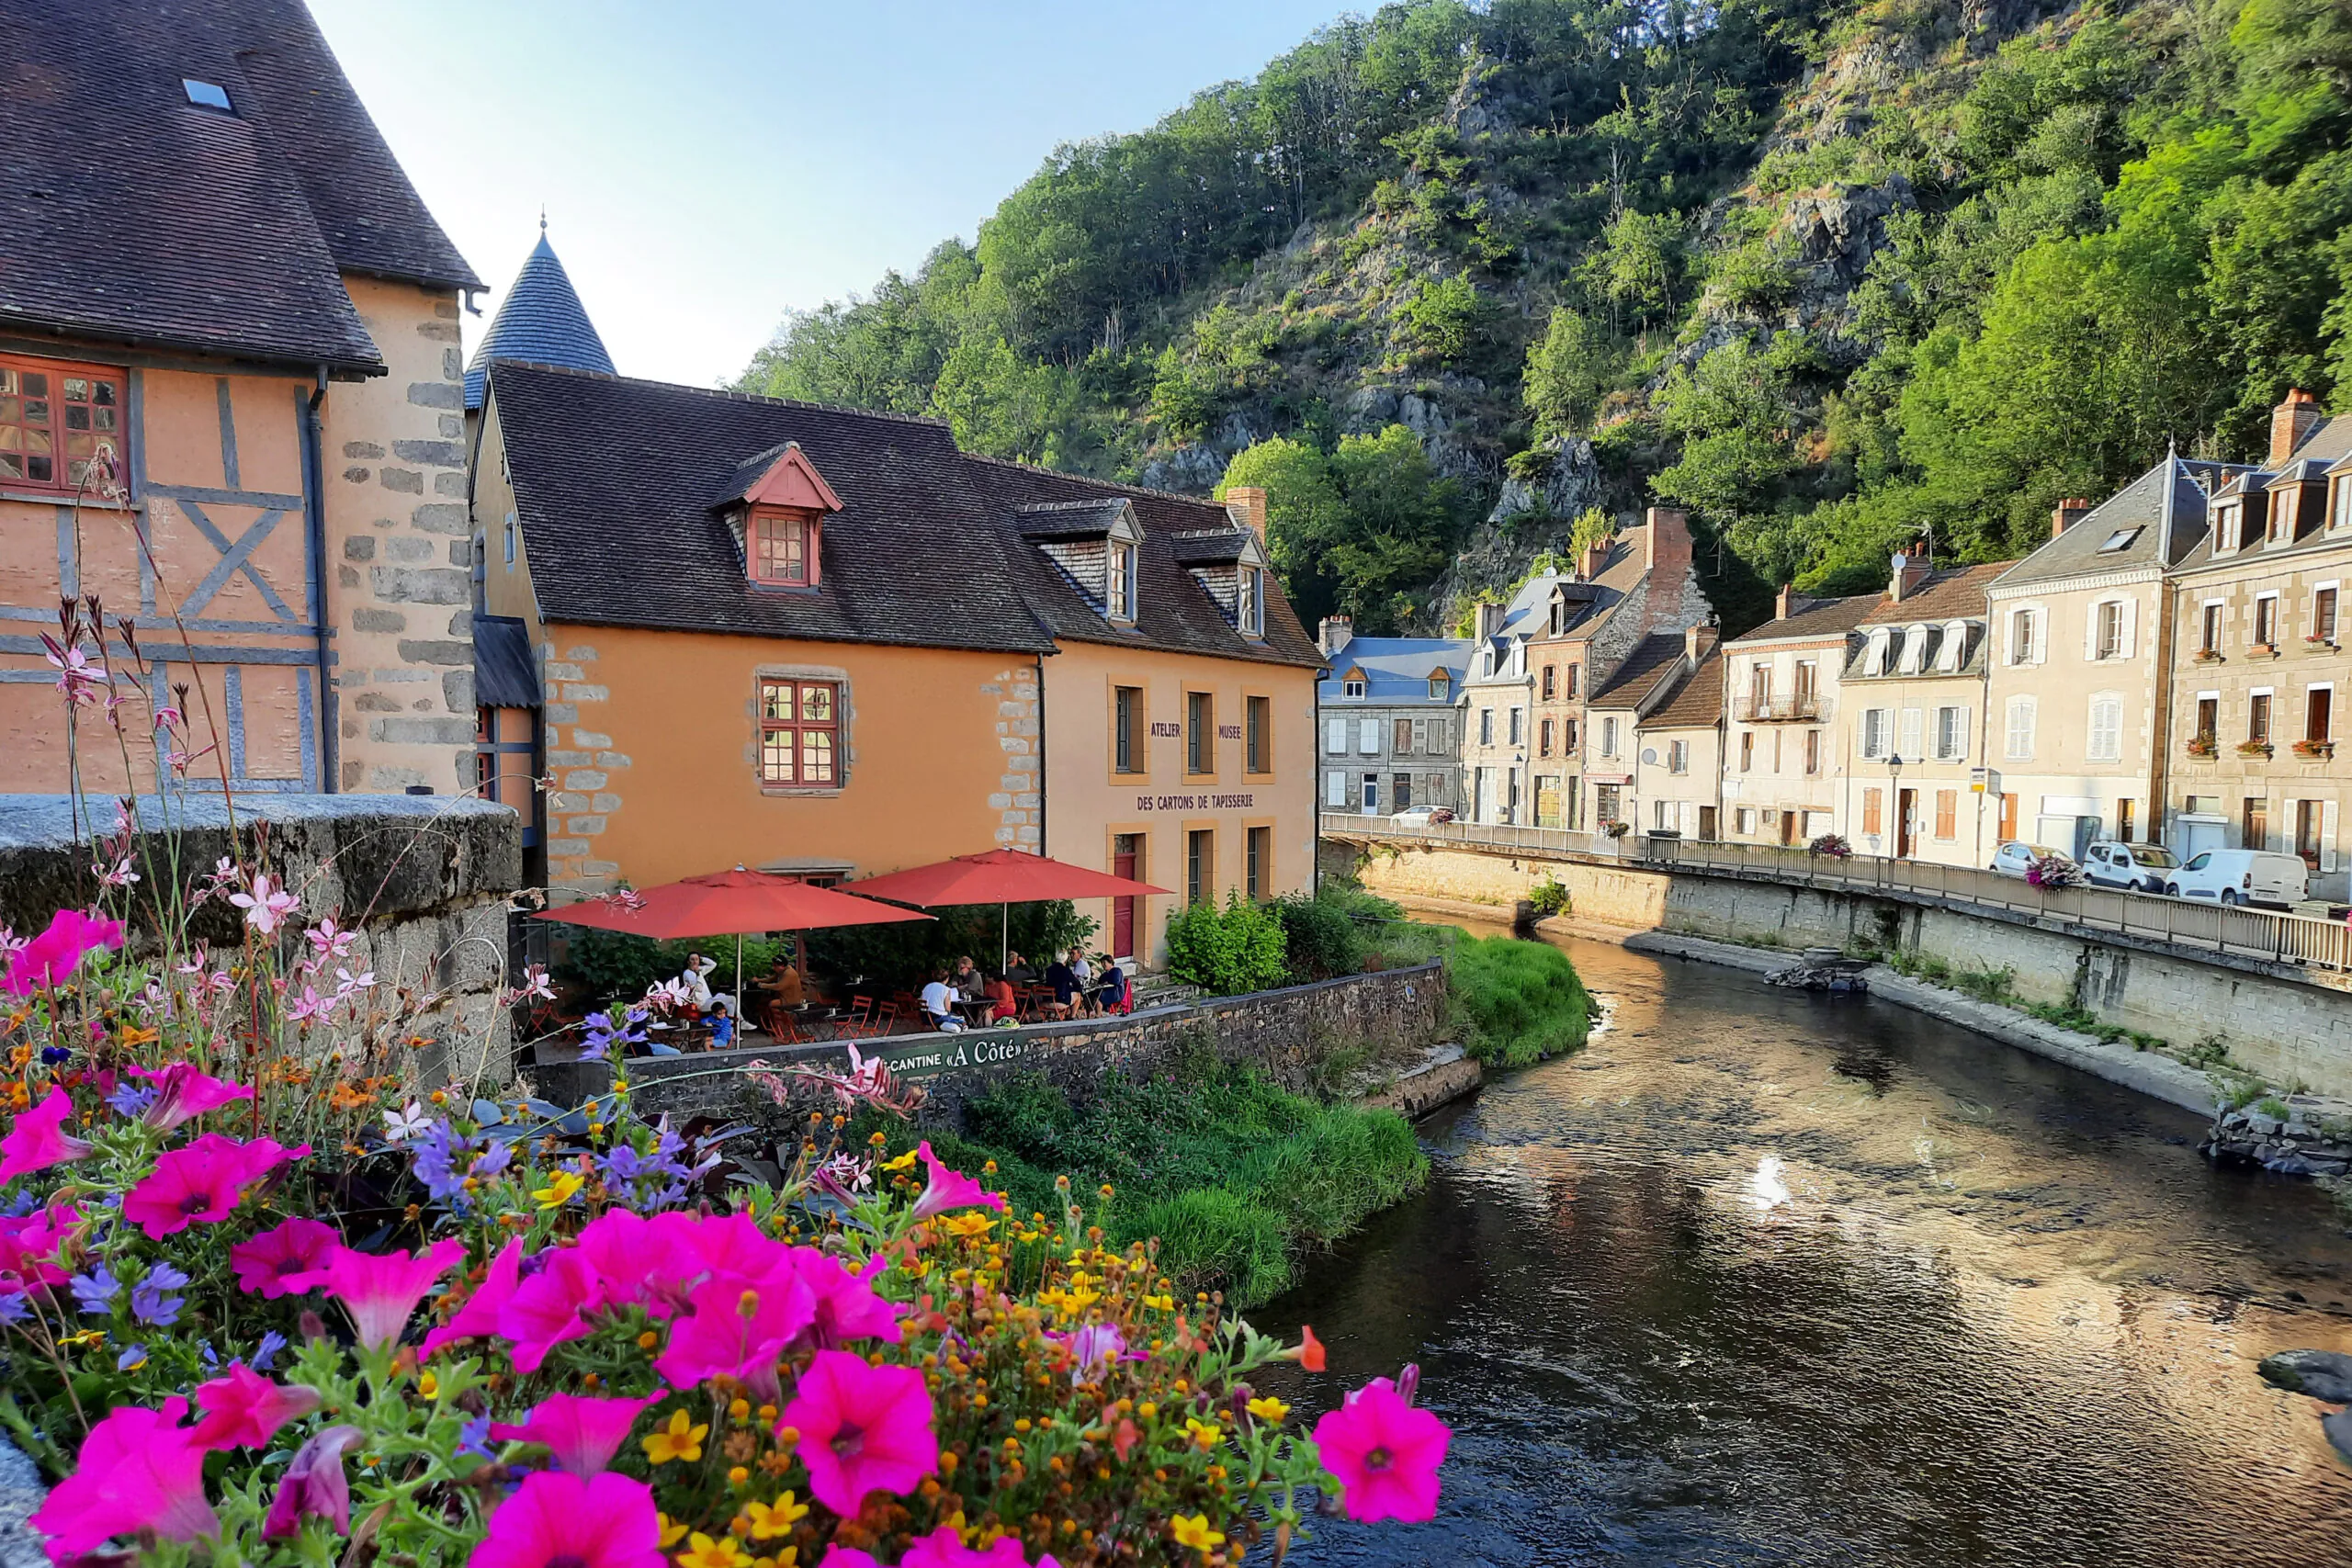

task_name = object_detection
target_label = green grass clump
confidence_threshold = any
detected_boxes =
[902,1040,1429,1307]
[1449,933,1591,1067]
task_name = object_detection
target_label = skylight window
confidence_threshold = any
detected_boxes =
[183,78,233,112]
[2098,525,2143,553]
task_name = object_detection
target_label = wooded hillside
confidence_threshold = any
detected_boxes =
[736,0,2352,636]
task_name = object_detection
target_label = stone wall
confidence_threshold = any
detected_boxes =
[539,962,1447,1127]
[0,794,522,1087]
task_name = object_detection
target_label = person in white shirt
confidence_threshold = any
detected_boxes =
[678,953,734,1015]
[919,969,964,1032]
[1067,947,1092,988]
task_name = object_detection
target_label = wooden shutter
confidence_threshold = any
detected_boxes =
[1325,717,1347,755]
[1936,789,1957,839]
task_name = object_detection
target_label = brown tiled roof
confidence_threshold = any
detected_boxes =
[1643,648,1724,729]
[1725,592,1878,644]
[961,457,1322,669]
[0,0,476,374]
[1859,561,2013,624]
[1589,631,1687,706]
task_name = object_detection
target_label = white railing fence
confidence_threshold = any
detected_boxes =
[1317,813,2352,976]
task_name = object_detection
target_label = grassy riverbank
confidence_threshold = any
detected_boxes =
[1337,884,1596,1069]
[898,1040,1428,1308]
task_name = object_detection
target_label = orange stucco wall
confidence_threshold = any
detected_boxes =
[1041,640,1317,965]
[537,621,1044,900]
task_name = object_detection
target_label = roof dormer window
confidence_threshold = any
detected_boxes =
[1238,563,1263,637]
[751,510,819,587]
[2217,500,2243,552]
[1108,539,1137,622]
[1429,672,1449,701]
[183,78,233,113]
[1344,676,1367,699]
[1937,620,1968,672]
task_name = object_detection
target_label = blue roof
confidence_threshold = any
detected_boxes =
[465,226,615,410]
[1317,637,1470,704]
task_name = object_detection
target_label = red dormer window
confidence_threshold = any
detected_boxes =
[752,510,819,586]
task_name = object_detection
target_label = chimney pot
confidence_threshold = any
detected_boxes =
[2051,498,2093,539]
[1223,484,1270,541]
[2270,389,2324,466]
[1775,583,1794,621]
[1475,601,1506,642]
[1684,622,1709,664]
[1317,615,1353,658]
[1889,548,1932,602]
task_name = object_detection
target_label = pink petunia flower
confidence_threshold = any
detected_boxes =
[472,1469,666,1568]
[653,1271,815,1396]
[818,1551,886,1568]
[123,1134,300,1239]
[262,1424,362,1540]
[229,1216,340,1299]
[321,1238,465,1350]
[496,1247,606,1373]
[421,1235,524,1359]
[1309,1376,1451,1524]
[191,1362,322,1450]
[788,1247,905,1350]
[227,871,300,934]
[0,1086,93,1184]
[28,1396,218,1558]
[900,1526,1058,1568]
[576,1209,687,1317]
[490,1393,654,1478]
[0,1201,78,1292]
[1,907,124,997]
[910,1140,1007,1221]
[780,1348,939,1517]
[130,1062,254,1132]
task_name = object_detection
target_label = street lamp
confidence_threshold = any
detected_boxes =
[1887,752,1905,858]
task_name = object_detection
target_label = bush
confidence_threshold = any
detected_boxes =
[1529,877,1571,917]
[1164,892,1290,996]
[1449,934,1592,1067]
[1273,888,1368,980]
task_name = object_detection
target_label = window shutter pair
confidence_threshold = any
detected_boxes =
[1358,717,1380,754]
[1325,771,1348,807]
[2326,800,2341,874]
[2007,699,2035,760]
[1325,718,1347,755]
[1898,708,1923,760]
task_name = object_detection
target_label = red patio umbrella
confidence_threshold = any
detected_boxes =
[851,849,1170,968]
[535,868,931,1011]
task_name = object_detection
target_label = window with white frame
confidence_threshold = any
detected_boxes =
[1238,566,1263,637]
[2094,600,2124,660]
[2009,607,2038,664]
[1325,718,1347,755]
[2256,593,2281,648]
[1898,707,1923,761]
[1668,739,1689,773]
[1860,707,1889,760]
[1325,771,1348,807]
[1935,705,1966,761]
[1357,717,1379,754]
[1342,677,1365,699]
[1936,620,1967,672]
[2217,500,2243,551]
[1899,626,1928,674]
[2335,477,2352,530]
[2005,696,2036,760]
[1600,716,1619,757]
[1865,627,1892,675]
[1106,540,1136,621]
[2086,693,2123,762]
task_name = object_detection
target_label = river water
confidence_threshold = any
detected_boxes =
[1260,929,2352,1567]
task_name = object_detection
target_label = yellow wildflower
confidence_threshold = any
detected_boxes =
[417,1371,438,1399]
[738,1494,809,1540]
[674,1532,752,1568]
[1182,1416,1223,1450]
[880,1149,918,1173]
[642,1409,708,1465]
[937,1213,995,1240]
[658,1516,691,1549]
[531,1168,584,1209]
[1246,1395,1290,1423]
[1170,1515,1226,1551]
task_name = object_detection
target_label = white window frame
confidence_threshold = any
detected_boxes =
[1865,627,1892,676]
[2086,692,2123,763]
[1934,705,1967,761]
[1325,770,1348,807]
[1357,717,1380,755]
[1668,739,1689,774]
[1898,706,1923,761]
[1324,717,1348,755]
[1600,716,1619,758]
[2256,592,2282,648]
[2005,695,2036,761]
[1107,540,1137,622]
[2308,681,2335,742]
[1860,707,1889,761]
[1238,566,1263,637]
[2007,605,2044,666]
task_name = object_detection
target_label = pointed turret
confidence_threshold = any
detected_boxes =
[464,218,616,410]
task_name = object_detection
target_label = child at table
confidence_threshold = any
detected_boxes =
[707,1000,736,1048]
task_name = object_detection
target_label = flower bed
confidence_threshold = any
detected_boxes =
[0,857,1451,1565]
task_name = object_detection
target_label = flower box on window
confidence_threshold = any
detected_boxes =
[2194,649,2225,663]
[2250,643,2279,658]
[2304,636,2337,653]
[2293,738,2335,759]
[2236,739,2275,759]
[2185,736,2218,758]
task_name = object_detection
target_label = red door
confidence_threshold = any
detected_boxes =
[1112,835,1140,960]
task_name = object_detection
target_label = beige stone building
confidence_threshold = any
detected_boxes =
[1459,570,1564,824]
[1525,508,1712,830]
[1722,587,1875,846]
[1628,626,1724,839]
[2165,393,2352,894]
[1839,558,2011,868]
[1984,457,2249,858]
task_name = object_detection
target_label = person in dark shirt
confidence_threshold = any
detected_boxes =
[1044,956,1080,1020]
[1003,951,1039,985]
[1092,959,1126,1015]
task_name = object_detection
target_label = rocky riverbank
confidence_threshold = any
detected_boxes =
[2202,1095,2352,1177]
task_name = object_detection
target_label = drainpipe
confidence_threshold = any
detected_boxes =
[1311,662,1323,897]
[1033,653,1047,858]
[2149,570,2177,846]
[303,369,336,794]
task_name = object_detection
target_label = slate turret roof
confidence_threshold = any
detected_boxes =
[464,226,615,409]
[0,0,477,374]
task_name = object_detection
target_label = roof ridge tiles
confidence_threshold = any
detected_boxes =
[958,449,1231,510]
[484,357,959,431]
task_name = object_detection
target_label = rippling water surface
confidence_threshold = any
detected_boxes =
[1259,929,2352,1567]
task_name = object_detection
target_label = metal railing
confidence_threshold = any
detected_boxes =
[1319,813,2352,977]
[1735,694,1820,722]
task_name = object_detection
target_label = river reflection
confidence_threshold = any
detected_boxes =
[1257,929,2352,1567]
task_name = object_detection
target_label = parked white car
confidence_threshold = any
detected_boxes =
[2163,848,2309,908]
[2081,840,2180,894]
[1990,840,2074,880]
[1392,805,1454,826]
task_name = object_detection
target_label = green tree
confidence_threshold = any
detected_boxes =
[1583,208,1687,332]
[1523,307,1618,437]
[929,335,1066,463]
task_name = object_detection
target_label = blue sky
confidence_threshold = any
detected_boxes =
[309,1,1354,389]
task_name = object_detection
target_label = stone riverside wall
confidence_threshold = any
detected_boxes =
[536,963,1447,1128]
[1340,841,2352,1100]
[0,795,521,1086]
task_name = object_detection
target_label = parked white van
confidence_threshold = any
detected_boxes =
[2082,840,2180,894]
[2163,849,2309,908]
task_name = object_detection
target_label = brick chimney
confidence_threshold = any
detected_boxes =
[2051,498,2093,539]
[1475,601,1506,641]
[1775,583,1795,621]
[1888,544,1931,602]
[1223,485,1269,540]
[1317,615,1353,658]
[2270,389,2324,466]
[1684,622,1715,665]
[1578,540,1609,580]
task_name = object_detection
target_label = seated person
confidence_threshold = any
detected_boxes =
[1067,946,1093,990]
[1003,950,1039,986]
[984,973,1019,1024]
[919,969,965,1032]
[678,953,735,1015]
[761,956,804,1008]
[1092,960,1127,1015]
[1043,954,1081,1020]
[707,1000,736,1049]
[951,954,986,1001]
